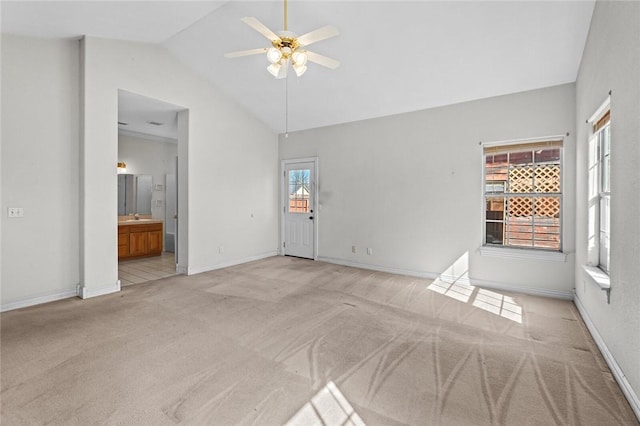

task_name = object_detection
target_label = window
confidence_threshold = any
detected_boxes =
[483,139,563,251]
[288,169,311,213]
[591,109,611,273]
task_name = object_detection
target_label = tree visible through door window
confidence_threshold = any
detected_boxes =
[484,139,563,251]
[289,169,310,213]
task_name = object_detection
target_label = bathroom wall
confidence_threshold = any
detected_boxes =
[118,131,178,221]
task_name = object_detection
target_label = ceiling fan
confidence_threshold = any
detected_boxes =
[224,0,340,78]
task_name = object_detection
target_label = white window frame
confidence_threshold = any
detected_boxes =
[480,136,566,261]
[587,98,611,274]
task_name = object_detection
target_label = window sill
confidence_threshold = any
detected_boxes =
[582,265,610,289]
[582,265,611,303]
[480,246,567,262]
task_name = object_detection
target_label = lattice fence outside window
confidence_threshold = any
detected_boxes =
[484,141,563,251]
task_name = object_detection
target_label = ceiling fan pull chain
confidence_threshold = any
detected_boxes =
[285,75,289,138]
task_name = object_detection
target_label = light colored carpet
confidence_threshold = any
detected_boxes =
[1,256,637,425]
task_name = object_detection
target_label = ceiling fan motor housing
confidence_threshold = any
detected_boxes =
[273,32,300,60]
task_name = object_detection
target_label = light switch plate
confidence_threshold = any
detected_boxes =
[7,207,24,218]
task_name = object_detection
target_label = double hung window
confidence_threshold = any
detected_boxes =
[484,139,563,251]
[591,110,611,273]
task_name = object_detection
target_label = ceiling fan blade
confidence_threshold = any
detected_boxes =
[296,25,339,47]
[241,17,280,42]
[276,59,289,79]
[224,48,268,58]
[305,51,341,70]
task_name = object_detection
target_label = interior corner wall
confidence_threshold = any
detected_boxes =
[1,35,80,306]
[574,0,640,412]
[280,83,576,296]
[81,36,279,291]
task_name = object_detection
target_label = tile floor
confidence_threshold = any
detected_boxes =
[118,252,177,286]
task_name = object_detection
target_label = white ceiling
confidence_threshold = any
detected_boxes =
[118,90,183,141]
[1,1,226,42]
[2,1,595,135]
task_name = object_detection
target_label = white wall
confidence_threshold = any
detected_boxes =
[118,132,178,221]
[1,34,279,306]
[1,35,80,307]
[80,36,279,296]
[574,0,640,415]
[280,83,576,297]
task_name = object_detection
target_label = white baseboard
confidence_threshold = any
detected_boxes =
[471,278,573,300]
[316,256,574,300]
[318,256,437,279]
[187,251,278,275]
[1,288,78,312]
[78,280,121,299]
[574,294,640,420]
[176,264,188,274]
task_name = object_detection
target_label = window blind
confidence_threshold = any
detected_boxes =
[593,110,610,132]
[484,140,563,155]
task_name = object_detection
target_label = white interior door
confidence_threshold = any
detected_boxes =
[284,161,316,259]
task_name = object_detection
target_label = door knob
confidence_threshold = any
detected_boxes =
[309,216,314,220]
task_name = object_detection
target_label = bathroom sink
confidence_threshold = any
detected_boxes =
[121,218,155,223]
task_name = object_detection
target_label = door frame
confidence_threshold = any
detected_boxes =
[280,157,319,260]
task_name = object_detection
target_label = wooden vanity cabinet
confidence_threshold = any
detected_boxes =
[148,229,163,253]
[118,228,129,258]
[118,222,163,260]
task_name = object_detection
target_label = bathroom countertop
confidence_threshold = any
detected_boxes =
[118,219,163,226]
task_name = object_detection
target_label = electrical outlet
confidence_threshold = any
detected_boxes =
[367,248,373,255]
[219,246,224,254]
[352,245,356,253]
[7,207,24,218]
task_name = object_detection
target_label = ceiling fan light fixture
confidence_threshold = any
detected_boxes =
[267,62,282,77]
[281,46,292,56]
[266,47,282,64]
[293,63,307,77]
[292,51,307,66]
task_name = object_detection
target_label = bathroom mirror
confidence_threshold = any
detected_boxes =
[117,174,152,215]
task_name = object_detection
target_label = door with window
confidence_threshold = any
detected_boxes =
[283,161,316,259]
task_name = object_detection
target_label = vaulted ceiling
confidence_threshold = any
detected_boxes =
[2,1,595,135]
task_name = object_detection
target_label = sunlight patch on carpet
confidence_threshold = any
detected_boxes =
[285,381,365,426]
[473,288,522,323]
[427,252,523,323]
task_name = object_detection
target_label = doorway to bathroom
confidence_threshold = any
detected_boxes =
[117,90,184,286]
